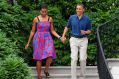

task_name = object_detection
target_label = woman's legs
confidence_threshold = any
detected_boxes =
[36,60,42,79]
[45,57,52,72]
[36,57,52,78]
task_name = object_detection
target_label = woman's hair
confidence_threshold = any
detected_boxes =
[40,3,47,10]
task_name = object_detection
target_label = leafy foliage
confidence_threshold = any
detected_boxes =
[0,1,33,78]
[0,31,21,59]
[0,0,34,64]
[0,55,32,79]
[99,17,119,58]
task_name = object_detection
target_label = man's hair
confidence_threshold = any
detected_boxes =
[76,3,85,9]
[40,3,47,10]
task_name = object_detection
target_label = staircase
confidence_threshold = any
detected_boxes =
[29,58,119,79]
[30,66,99,79]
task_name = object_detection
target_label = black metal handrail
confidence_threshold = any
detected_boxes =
[96,16,119,79]
[97,27,113,79]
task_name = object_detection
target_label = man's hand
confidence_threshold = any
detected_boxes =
[61,37,66,44]
[81,30,91,35]
[80,30,86,35]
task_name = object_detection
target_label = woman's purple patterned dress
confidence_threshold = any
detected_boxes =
[33,17,56,60]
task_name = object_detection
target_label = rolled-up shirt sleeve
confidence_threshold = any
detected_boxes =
[86,19,92,30]
[67,16,72,28]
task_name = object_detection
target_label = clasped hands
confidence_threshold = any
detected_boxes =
[60,30,88,44]
[60,36,66,44]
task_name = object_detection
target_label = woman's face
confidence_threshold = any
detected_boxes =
[76,5,84,16]
[40,8,47,17]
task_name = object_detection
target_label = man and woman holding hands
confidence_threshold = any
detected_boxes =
[25,3,91,79]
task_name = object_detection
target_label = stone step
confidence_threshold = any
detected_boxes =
[111,66,119,79]
[107,58,119,66]
[31,73,99,79]
[107,58,119,79]
[30,66,99,79]
[30,66,98,74]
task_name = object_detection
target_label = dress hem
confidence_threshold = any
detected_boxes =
[33,56,56,61]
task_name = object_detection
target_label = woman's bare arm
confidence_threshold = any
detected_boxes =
[50,17,61,39]
[25,18,37,49]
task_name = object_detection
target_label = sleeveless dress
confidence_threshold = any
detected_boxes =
[33,17,56,60]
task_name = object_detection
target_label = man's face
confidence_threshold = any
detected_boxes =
[40,8,47,17]
[76,5,84,16]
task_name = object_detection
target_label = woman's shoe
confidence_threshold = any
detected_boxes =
[44,71,50,78]
[38,76,42,79]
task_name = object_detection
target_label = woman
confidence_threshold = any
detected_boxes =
[25,3,61,79]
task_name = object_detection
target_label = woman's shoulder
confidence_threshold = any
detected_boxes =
[48,16,53,22]
[33,16,39,23]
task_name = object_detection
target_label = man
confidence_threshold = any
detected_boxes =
[61,4,92,79]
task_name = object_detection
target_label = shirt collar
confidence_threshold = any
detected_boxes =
[75,14,84,20]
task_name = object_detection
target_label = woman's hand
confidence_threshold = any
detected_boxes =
[25,43,29,49]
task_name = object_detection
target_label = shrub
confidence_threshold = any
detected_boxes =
[0,55,32,79]
[0,31,22,59]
